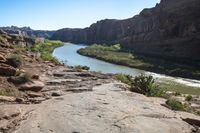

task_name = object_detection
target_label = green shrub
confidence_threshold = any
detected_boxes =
[115,74,167,98]
[0,90,11,96]
[165,98,185,111]
[40,52,59,64]
[0,88,17,96]
[174,91,181,96]
[185,95,193,101]
[132,74,155,93]
[131,74,166,97]
[111,44,121,50]
[73,65,90,71]
[31,39,63,64]
[6,54,23,68]
[13,46,27,54]
[115,73,132,85]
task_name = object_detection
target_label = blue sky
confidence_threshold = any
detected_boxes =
[0,0,160,30]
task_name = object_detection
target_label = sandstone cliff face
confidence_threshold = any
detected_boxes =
[51,0,200,64]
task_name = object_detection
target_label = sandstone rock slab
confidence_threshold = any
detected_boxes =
[19,81,45,92]
[0,96,16,103]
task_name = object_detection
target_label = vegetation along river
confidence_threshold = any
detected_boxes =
[53,43,200,88]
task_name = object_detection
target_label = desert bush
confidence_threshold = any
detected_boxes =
[73,65,90,71]
[40,52,59,64]
[131,74,166,97]
[0,88,17,96]
[31,39,63,64]
[115,74,167,97]
[165,98,185,111]
[115,73,133,85]
[13,46,27,54]
[6,54,23,68]
[0,89,12,96]
[185,95,193,101]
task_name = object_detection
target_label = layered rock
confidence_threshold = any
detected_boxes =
[0,63,16,76]
[0,26,55,39]
[0,29,35,48]
[51,0,200,65]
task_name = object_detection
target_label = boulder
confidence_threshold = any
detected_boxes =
[19,81,45,92]
[32,74,39,80]
[0,55,6,62]
[7,76,27,85]
[182,118,200,127]
[27,92,43,98]
[51,91,62,97]
[15,98,25,103]
[0,63,16,76]
[0,96,16,102]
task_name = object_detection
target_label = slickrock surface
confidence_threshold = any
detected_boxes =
[14,83,199,133]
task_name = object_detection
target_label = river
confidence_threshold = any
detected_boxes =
[53,43,200,88]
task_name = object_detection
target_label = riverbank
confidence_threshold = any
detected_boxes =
[77,44,200,80]
[31,40,64,64]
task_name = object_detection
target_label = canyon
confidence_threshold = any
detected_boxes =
[51,0,200,65]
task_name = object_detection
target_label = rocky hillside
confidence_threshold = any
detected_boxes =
[51,0,200,65]
[0,26,55,39]
[0,29,34,48]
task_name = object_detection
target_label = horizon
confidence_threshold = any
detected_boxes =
[0,0,160,30]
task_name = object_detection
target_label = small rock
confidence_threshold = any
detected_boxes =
[51,91,62,97]
[19,69,26,73]
[19,81,45,92]
[53,72,65,77]
[65,87,92,93]
[7,76,27,84]
[190,103,200,109]
[0,63,16,76]
[32,74,39,80]
[182,118,200,127]
[0,54,6,62]
[0,96,16,102]
[27,92,43,98]
[15,97,24,103]
[76,72,95,77]
[48,63,55,67]
[46,79,82,85]
[28,97,46,104]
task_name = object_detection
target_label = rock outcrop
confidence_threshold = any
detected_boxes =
[19,81,45,92]
[51,0,200,65]
[0,29,35,48]
[0,26,55,39]
[0,63,16,76]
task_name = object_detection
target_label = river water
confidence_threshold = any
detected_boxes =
[53,43,200,87]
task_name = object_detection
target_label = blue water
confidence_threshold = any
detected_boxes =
[53,43,145,76]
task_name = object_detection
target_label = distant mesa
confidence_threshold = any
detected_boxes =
[0,26,55,39]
